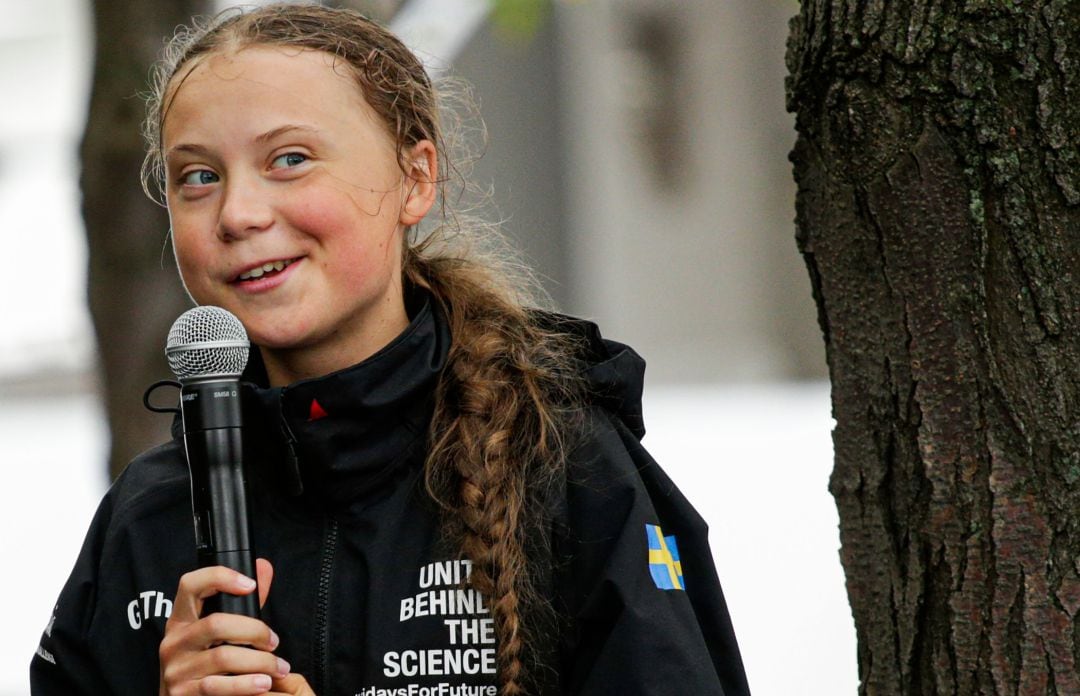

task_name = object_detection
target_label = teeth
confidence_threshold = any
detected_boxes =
[239,259,291,281]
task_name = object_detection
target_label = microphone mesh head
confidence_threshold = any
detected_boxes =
[166,306,250,381]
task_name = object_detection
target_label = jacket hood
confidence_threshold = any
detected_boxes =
[536,312,647,441]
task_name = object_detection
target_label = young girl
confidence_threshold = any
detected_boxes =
[31,5,749,695]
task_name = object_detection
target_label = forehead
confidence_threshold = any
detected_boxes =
[162,46,384,143]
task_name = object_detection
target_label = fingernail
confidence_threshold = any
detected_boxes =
[238,575,256,590]
[269,629,280,650]
[253,674,272,690]
[276,657,291,677]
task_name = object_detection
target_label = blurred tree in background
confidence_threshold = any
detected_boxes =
[789,1,1080,692]
[83,0,208,481]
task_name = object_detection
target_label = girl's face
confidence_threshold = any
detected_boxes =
[162,46,435,385]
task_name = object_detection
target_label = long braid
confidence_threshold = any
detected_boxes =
[408,252,580,695]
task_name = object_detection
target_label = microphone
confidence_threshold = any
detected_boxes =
[166,306,260,618]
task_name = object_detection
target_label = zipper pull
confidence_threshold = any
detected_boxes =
[279,396,304,496]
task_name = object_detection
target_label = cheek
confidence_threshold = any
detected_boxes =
[168,229,213,299]
[290,183,377,230]
[168,206,205,264]
[170,231,201,275]
[290,188,402,270]
[329,238,397,293]
[293,172,401,226]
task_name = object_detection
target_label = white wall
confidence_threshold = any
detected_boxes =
[555,0,822,383]
[0,0,93,378]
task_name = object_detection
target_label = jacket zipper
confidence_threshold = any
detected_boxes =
[313,516,339,694]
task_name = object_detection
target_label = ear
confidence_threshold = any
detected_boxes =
[399,140,438,227]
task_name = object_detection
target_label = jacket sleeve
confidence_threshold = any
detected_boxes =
[555,409,750,696]
[31,445,190,695]
[30,492,114,693]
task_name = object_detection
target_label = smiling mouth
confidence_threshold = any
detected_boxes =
[235,258,298,282]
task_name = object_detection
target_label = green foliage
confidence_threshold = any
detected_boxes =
[490,0,550,41]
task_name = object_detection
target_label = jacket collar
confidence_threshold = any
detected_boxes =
[244,292,450,506]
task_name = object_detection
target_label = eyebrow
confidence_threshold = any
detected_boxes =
[165,142,213,162]
[166,124,323,162]
[254,124,322,145]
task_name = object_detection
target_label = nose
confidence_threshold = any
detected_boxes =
[217,175,273,240]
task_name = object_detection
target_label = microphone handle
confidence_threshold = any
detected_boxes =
[181,379,261,619]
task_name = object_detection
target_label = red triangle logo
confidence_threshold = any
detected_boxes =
[308,398,329,421]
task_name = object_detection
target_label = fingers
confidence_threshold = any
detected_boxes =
[270,673,317,696]
[177,612,280,652]
[160,612,279,676]
[188,672,272,695]
[256,558,274,608]
[159,562,290,696]
[169,566,259,626]
[201,645,289,676]
[160,642,290,695]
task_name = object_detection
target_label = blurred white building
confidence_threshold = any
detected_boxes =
[454,0,824,382]
[0,0,93,383]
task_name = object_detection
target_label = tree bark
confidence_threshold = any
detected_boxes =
[82,0,206,480]
[787,2,1080,694]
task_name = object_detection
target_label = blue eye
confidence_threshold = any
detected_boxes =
[271,152,308,169]
[181,170,219,186]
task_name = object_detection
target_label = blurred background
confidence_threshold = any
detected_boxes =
[0,0,854,693]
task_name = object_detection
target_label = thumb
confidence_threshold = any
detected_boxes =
[271,673,316,695]
[256,558,274,608]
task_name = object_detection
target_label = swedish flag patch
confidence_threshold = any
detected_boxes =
[646,524,684,590]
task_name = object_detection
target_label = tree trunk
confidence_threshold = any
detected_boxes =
[82,0,206,480]
[787,2,1080,694]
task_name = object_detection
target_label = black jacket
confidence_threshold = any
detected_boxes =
[31,297,749,695]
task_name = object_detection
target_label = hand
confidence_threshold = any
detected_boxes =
[271,674,317,695]
[159,559,297,695]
